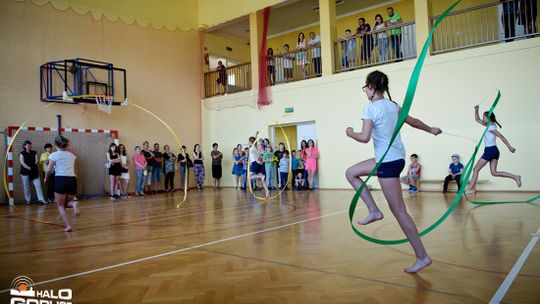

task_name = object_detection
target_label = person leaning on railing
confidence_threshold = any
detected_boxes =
[282,44,294,82]
[338,29,356,69]
[296,32,308,78]
[374,14,389,63]
[308,32,322,75]
[356,17,374,65]
[386,6,402,60]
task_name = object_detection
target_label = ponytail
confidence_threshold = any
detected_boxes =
[484,111,502,128]
[385,89,393,101]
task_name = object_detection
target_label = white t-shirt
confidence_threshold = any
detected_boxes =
[484,124,497,147]
[48,150,77,177]
[249,146,258,163]
[361,98,406,162]
[308,35,321,58]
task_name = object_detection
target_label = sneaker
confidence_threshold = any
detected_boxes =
[25,201,31,205]
[111,195,117,201]
[38,200,48,205]
[140,192,145,196]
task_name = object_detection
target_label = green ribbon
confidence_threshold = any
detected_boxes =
[348,0,537,245]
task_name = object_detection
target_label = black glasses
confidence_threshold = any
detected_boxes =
[362,85,368,92]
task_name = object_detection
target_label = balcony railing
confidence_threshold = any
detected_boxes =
[267,46,322,86]
[334,22,417,73]
[204,62,251,98]
[431,0,540,54]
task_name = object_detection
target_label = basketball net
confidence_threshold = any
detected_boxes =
[95,95,113,114]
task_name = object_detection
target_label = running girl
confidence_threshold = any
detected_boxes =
[44,135,80,232]
[465,106,521,193]
[345,70,441,273]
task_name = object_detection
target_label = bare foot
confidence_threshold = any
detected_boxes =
[73,201,81,217]
[515,175,522,188]
[357,211,384,225]
[64,226,73,232]
[404,256,432,273]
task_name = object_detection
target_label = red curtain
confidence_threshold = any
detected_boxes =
[257,7,271,107]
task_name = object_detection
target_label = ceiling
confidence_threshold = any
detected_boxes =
[206,0,390,42]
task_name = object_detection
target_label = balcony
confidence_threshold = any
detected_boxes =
[431,0,539,54]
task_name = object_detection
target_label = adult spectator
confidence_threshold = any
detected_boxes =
[20,140,46,204]
[216,60,227,94]
[386,7,402,60]
[211,143,223,189]
[356,17,373,65]
[152,143,163,193]
[178,145,192,190]
[296,32,308,78]
[308,32,322,75]
[374,14,388,63]
[142,141,154,193]
[163,145,176,192]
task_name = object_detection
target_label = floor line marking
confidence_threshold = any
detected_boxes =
[489,227,540,304]
[0,208,351,294]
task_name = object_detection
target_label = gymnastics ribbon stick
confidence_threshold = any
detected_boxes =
[130,103,188,208]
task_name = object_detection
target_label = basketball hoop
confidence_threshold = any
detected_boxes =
[95,95,113,113]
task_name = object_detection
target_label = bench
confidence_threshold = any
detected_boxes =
[418,179,489,192]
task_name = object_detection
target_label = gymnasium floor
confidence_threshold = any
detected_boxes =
[1,189,539,303]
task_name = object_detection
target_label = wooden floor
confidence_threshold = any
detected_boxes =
[1,189,539,303]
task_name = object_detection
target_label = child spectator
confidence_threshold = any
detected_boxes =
[282,44,294,82]
[400,154,421,193]
[279,151,290,190]
[295,172,305,190]
[340,29,356,68]
[40,143,55,203]
[232,148,243,189]
[242,147,249,190]
[443,154,464,193]
[291,150,299,183]
[263,145,276,190]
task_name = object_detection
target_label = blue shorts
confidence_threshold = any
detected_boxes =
[152,166,163,183]
[481,146,500,161]
[250,161,265,175]
[377,159,406,179]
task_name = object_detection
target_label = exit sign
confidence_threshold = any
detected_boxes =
[285,107,294,113]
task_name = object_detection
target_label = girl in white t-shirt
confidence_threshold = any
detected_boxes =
[44,135,79,232]
[465,106,521,194]
[345,70,441,273]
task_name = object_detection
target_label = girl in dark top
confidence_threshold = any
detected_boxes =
[19,140,46,204]
[107,143,122,200]
[193,144,205,190]
[163,145,176,192]
[211,143,223,189]
[177,145,191,190]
